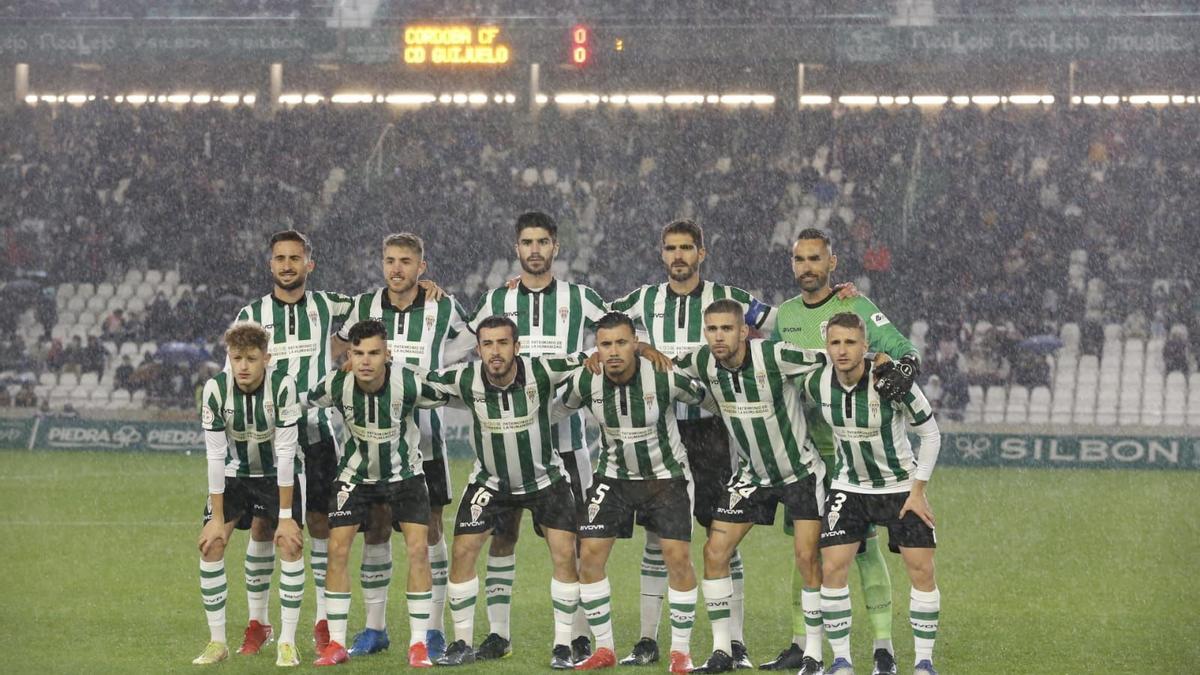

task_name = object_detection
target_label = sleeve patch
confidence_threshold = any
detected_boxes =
[871,312,890,327]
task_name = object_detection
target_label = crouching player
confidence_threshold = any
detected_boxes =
[805,313,942,675]
[194,321,307,666]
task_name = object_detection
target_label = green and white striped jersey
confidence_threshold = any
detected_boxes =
[426,355,583,495]
[337,287,474,462]
[307,366,448,485]
[676,339,826,487]
[562,360,704,481]
[609,280,776,421]
[200,370,303,478]
[468,279,608,453]
[235,291,354,446]
[803,362,936,494]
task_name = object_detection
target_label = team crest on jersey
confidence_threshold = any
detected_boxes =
[525,385,539,402]
[336,484,353,511]
[644,393,655,405]
[264,403,275,418]
[308,310,320,323]
[425,314,436,329]
[587,502,601,523]
[558,307,570,323]
[755,371,768,388]
[819,321,829,340]
[470,504,484,523]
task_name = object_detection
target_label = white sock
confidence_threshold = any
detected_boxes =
[200,559,227,643]
[639,535,667,640]
[667,585,697,656]
[550,578,580,648]
[485,554,515,639]
[875,638,895,654]
[729,549,745,644]
[310,538,328,622]
[361,542,393,631]
[245,539,275,625]
[447,577,479,647]
[279,557,305,645]
[702,577,733,655]
[408,590,433,646]
[822,585,852,663]
[801,587,823,662]
[910,587,940,665]
[428,537,449,633]
[579,578,615,652]
[325,590,352,646]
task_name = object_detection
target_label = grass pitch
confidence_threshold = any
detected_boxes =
[1,450,1196,674]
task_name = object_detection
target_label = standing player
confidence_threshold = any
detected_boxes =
[334,233,474,659]
[193,322,306,667]
[675,300,830,675]
[766,228,920,674]
[804,313,941,675]
[466,212,608,663]
[607,220,774,668]
[561,312,706,673]
[233,230,354,653]
[422,316,585,669]
[305,320,451,667]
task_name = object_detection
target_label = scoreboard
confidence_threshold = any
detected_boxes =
[392,23,597,68]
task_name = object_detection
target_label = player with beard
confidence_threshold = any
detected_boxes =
[333,234,473,659]
[231,230,354,655]
[766,229,920,674]
[606,220,777,668]
[468,212,670,664]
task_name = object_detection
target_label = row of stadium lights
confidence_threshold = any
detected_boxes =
[22,92,1200,107]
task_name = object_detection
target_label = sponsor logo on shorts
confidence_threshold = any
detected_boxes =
[578,524,605,531]
[331,510,352,517]
[715,506,743,516]
[459,520,485,528]
[820,529,846,538]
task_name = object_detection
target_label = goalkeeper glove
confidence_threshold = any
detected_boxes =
[873,354,920,402]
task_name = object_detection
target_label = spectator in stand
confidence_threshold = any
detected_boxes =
[114,355,135,391]
[0,387,11,407]
[129,353,159,392]
[1164,326,1190,375]
[14,383,37,407]
[102,309,126,340]
[83,336,106,377]
[146,292,172,340]
[61,336,86,376]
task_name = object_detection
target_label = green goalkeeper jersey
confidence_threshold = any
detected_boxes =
[771,292,918,456]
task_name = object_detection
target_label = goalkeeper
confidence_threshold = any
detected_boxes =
[762,228,920,675]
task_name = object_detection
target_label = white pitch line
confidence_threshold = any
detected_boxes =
[1,520,193,527]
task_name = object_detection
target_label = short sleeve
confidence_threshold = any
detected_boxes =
[200,378,224,431]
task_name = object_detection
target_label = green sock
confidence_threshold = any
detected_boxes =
[790,565,806,644]
[855,533,893,644]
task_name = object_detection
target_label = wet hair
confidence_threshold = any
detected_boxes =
[224,321,270,353]
[661,219,704,248]
[826,312,866,336]
[269,229,313,256]
[347,319,388,345]
[383,232,424,258]
[476,315,518,342]
[594,311,636,335]
[515,211,558,240]
[703,298,744,319]
[795,227,833,253]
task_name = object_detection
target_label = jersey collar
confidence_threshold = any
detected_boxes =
[603,356,642,387]
[270,291,308,307]
[518,279,556,295]
[836,360,873,393]
[355,364,391,395]
[484,358,526,392]
[800,288,837,310]
[665,279,706,298]
[380,286,426,313]
[716,340,755,373]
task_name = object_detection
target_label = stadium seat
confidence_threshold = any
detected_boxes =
[1028,387,1051,424]
[77,311,96,329]
[86,295,107,313]
[80,372,99,387]
[51,325,69,342]
[131,390,146,405]
[1005,386,1029,424]
[1163,373,1186,426]
[67,296,86,312]
[139,342,157,359]
[163,269,180,286]
[110,389,131,406]
[114,283,135,300]
[118,342,138,358]
[76,283,95,299]
[127,297,146,314]
[1069,249,1088,265]
[89,389,110,405]
[144,270,164,286]
[57,283,75,298]
[1060,322,1080,352]
[983,385,1006,423]
[135,283,155,300]
[95,282,114,299]
[38,372,57,387]
[1102,323,1122,343]
[1095,389,1118,424]
[59,372,79,388]
[124,269,143,285]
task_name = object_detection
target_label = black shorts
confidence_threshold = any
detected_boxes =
[579,475,692,542]
[304,437,339,517]
[204,476,305,530]
[454,479,577,536]
[678,417,733,528]
[712,473,824,526]
[328,477,431,532]
[424,457,452,508]
[819,489,937,550]
[493,454,590,539]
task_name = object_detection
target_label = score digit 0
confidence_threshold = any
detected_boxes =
[571,24,589,66]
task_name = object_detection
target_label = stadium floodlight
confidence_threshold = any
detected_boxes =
[192,94,212,104]
[535,93,548,104]
[706,95,720,103]
[468,92,489,104]
[452,93,468,104]
[1171,95,1185,104]
[1187,96,1197,104]
[554,93,600,105]
[838,95,877,106]
[879,95,895,105]
[1101,95,1119,105]
[912,95,948,106]
[219,94,240,104]
[1129,95,1169,105]
[799,94,831,105]
[504,93,516,104]
[1009,94,1051,105]
[303,94,324,104]
[609,94,627,104]
[719,94,774,105]
[951,96,970,106]
[127,94,147,104]
[167,93,191,104]
[894,96,910,105]
[330,93,373,104]
[242,94,256,104]
[386,93,437,105]
[1082,95,1101,105]
[662,93,705,104]
[627,94,665,105]
[24,95,37,104]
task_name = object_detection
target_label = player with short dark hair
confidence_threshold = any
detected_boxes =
[606,219,777,668]
[423,317,587,669]
[804,313,941,675]
[766,228,921,674]
[561,312,706,673]
[305,319,451,667]
[194,321,306,667]
[333,233,474,659]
